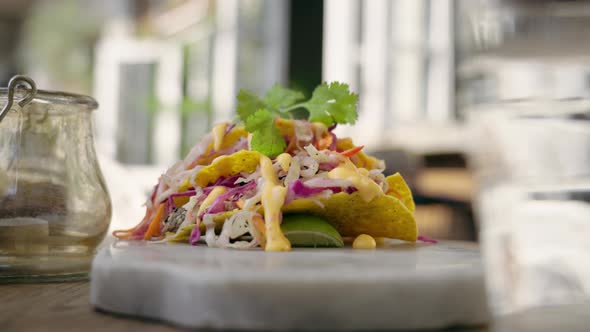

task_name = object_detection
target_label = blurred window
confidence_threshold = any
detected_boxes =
[323,0,455,147]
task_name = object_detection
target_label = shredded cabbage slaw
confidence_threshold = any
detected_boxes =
[114,118,431,248]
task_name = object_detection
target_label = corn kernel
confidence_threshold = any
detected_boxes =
[353,234,376,249]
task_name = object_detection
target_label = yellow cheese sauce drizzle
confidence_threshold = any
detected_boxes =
[328,159,383,202]
[275,153,292,172]
[260,155,291,251]
[212,123,228,152]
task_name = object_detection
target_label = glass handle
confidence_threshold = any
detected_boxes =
[0,75,37,123]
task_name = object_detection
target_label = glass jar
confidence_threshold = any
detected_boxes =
[0,75,111,282]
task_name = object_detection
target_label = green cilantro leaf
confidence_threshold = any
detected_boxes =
[245,109,286,158]
[263,83,305,110]
[237,89,265,123]
[234,82,358,157]
[301,82,358,126]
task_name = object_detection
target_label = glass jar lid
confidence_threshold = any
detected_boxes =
[0,75,98,123]
[0,88,98,108]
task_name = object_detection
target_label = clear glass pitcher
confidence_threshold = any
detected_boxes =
[0,75,111,282]
[457,0,590,316]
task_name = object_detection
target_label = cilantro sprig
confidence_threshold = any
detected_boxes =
[244,109,287,157]
[236,82,358,157]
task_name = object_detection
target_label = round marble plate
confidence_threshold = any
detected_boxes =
[90,240,489,331]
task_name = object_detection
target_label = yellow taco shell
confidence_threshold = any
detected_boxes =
[385,173,415,213]
[282,192,417,242]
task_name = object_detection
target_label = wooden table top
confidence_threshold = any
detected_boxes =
[0,282,178,332]
[1,281,587,332]
[0,281,485,332]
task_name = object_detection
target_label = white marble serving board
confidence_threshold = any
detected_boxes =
[90,240,490,331]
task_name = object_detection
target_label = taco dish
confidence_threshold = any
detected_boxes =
[114,82,420,251]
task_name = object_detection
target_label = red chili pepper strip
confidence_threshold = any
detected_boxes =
[340,145,364,158]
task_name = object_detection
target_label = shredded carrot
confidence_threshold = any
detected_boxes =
[312,137,321,149]
[316,134,333,150]
[185,159,200,170]
[340,145,364,157]
[285,137,298,154]
[144,203,166,240]
[113,226,137,235]
[236,199,245,209]
[112,208,153,239]
[185,150,210,169]
[252,214,267,249]
[112,230,133,239]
